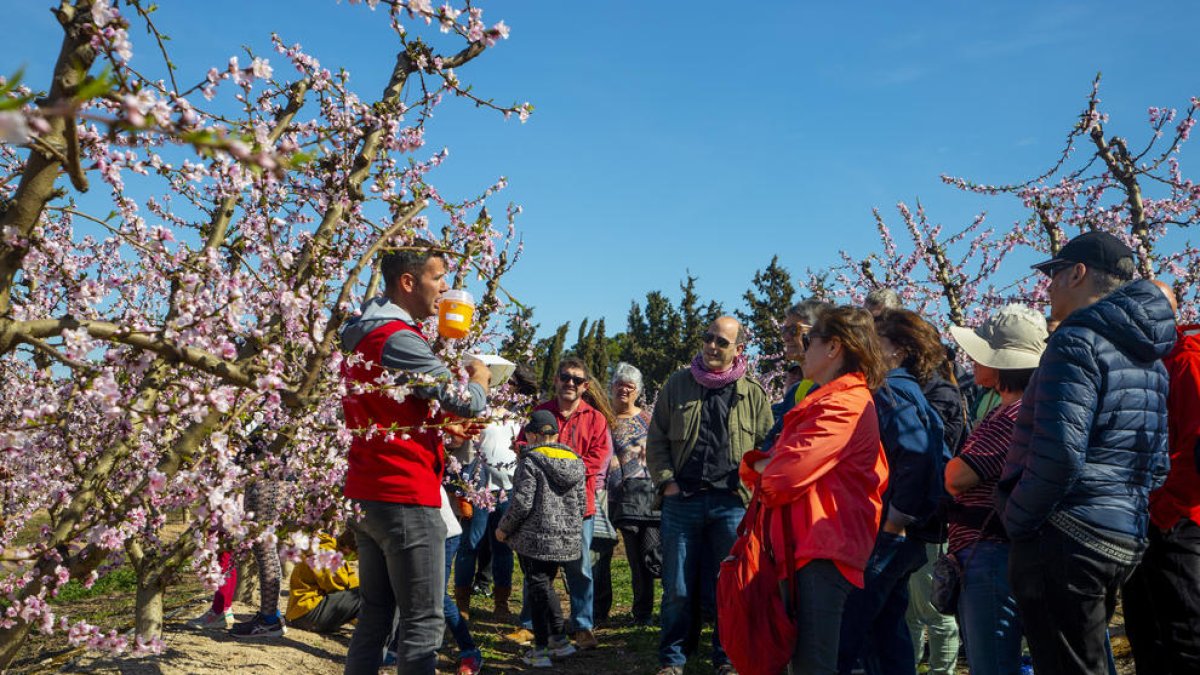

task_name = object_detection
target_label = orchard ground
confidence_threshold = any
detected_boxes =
[7,539,1138,675]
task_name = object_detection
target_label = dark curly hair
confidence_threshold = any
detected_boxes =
[873,309,948,386]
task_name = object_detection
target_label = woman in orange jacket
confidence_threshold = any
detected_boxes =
[741,305,890,675]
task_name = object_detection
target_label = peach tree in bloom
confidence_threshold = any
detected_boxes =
[818,76,1199,332]
[0,0,527,663]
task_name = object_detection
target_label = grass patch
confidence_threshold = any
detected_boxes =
[51,566,139,604]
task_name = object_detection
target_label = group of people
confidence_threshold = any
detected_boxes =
[190,229,1198,675]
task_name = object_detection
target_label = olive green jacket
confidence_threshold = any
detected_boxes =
[645,367,773,505]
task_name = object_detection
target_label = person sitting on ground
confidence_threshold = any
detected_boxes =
[496,410,586,669]
[285,530,361,634]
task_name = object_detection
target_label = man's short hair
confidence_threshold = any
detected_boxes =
[786,298,833,327]
[864,288,901,311]
[1088,257,1136,297]
[380,238,443,292]
[558,355,590,378]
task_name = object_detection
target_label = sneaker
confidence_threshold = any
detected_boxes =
[716,665,739,675]
[456,652,483,675]
[521,647,552,668]
[382,650,397,667]
[548,635,577,657]
[656,668,684,675]
[187,609,233,630]
[574,628,599,650]
[505,627,535,646]
[229,611,286,638]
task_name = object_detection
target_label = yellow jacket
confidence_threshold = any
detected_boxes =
[285,534,359,621]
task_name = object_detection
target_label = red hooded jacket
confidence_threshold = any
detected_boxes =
[1150,324,1200,530]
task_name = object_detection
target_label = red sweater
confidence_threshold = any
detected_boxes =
[524,399,612,518]
[1150,324,1200,530]
[741,372,889,588]
[341,321,445,507]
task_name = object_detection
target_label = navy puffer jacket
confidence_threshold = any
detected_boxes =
[996,280,1176,543]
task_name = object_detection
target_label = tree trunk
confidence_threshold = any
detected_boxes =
[134,571,168,642]
[0,622,33,671]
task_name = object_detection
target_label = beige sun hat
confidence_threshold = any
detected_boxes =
[949,304,1048,370]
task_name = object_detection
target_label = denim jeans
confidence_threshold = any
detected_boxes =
[562,515,595,632]
[790,560,854,675]
[905,543,960,675]
[443,535,478,658]
[454,498,513,589]
[1009,525,1135,675]
[345,500,445,675]
[956,540,1022,675]
[658,491,744,667]
[837,531,928,675]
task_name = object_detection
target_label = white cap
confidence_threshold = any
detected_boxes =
[949,304,1048,370]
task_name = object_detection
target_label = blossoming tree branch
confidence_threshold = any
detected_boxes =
[0,0,527,664]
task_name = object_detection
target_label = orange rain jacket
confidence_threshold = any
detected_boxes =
[741,372,889,588]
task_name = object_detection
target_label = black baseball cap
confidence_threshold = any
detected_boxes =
[1031,230,1134,279]
[524,410,558,436]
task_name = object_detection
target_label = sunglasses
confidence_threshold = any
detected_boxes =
[781,324,811,339]
[558,373,587,386]
[702,333,732,349]
[802,332,815,352]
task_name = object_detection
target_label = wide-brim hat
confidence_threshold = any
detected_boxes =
[950,304,1048,370]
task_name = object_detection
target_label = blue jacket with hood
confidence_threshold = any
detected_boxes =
[996,280,1176,546]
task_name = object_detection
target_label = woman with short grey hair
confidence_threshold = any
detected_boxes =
[603,362,660,625]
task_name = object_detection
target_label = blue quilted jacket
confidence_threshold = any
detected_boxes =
[996,280,1176,544]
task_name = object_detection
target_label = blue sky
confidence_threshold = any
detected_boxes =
[6,1,1200,337]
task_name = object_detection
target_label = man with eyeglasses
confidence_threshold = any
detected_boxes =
[647,316,773,675]
[518,356,613,651]
[761,299,832,454]
[995,231,1176,675]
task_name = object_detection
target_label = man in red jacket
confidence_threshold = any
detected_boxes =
[1123,283,1200,675]
[339,243,489,675]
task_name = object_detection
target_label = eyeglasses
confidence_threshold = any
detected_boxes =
[781,324,811,339]
[702,333,731,349]
[558,373,587,386]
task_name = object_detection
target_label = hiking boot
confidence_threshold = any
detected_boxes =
[656,668,684,675]
[505,627,534,645]
[548,635,577,657]
[521,647,552,668]
[456,651,484,675]
[492,585,512,621]
[229,611,286,638]
[187,609,234,630]
[454,585,472,621]
[574,628,599,650]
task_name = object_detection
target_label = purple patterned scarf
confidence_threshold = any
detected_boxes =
[689,353,748,389]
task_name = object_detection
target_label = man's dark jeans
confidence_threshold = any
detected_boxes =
[1009,524,1136,675]
[1122,519,1200,675]
[344,500,445,675]
[837,532,927,675]
[658,490,743,668]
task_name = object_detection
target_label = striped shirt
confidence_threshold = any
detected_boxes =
[948,401,1021,554]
